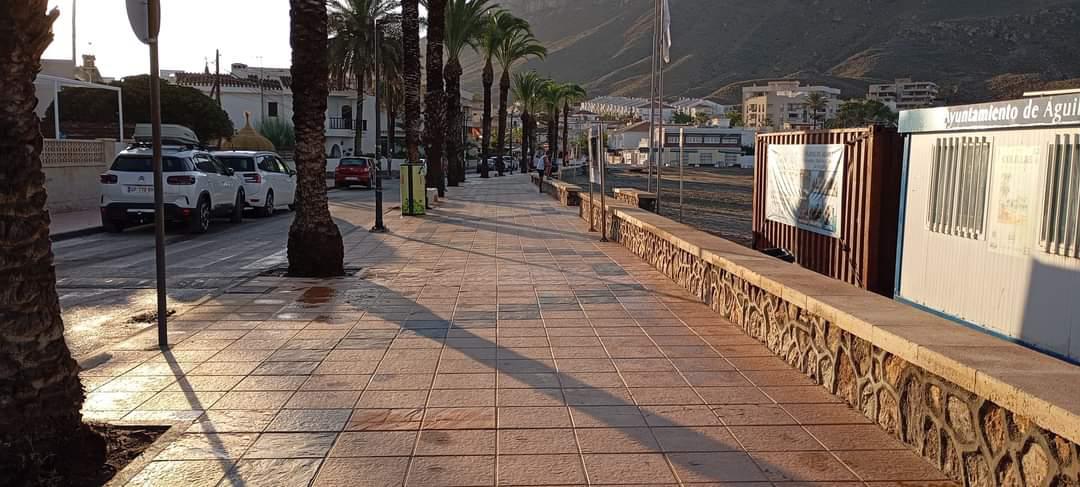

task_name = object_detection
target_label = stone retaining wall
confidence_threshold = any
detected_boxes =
[532,174,582,207]
[578,194,1080,487]
[613,188,657,212]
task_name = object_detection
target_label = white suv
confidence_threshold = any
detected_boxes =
[99,146,246,233]
[214,151,296,217]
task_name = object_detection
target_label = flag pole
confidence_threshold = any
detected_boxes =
[646,0,658,192]
[656,0,670,214]
[679,127,684,222]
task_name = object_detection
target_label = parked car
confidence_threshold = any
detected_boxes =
[100,146,246,233]
[214,150,296,217]
[335,157,376,188]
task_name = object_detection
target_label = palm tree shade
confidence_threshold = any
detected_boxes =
[288,0,345,277]
[0,2,107,482]
[328,0,400,154]
[495,29,546,175]
[444,0,494,185]
[424,0,447,196]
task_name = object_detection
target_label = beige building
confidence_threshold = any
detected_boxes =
[868,78,939,110]
[742,81,840,130]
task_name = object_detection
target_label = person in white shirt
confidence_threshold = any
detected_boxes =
[535,151,546,193]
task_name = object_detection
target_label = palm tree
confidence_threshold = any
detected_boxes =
[539,80,563,167]
[444,0,494,186]
[511,71,547,172]
[559,83,586,160]
[0,2,106,482]
[477,10,527,178]
[382,68,404,158]
[805,92,828,129]
[375,16,403,160]
[424,0,448,196]
[328,0,400,154]
[288,0,345,276]
[402,0,422,165]
[494,24,546,175]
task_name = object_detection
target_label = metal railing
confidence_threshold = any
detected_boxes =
[328,117,353,130]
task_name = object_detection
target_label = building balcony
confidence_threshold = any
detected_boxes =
[329,117,353,130]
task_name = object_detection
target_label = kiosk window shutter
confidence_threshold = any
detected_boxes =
[1041,134,1080,258]
[927,136,991,239]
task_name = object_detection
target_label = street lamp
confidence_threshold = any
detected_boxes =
[371,18,387,233]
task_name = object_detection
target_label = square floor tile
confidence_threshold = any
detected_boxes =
[497,406,572,428]
[728,426,825,451]
[497,428,578,455]
[313,457,409,487]
[126,460,232,487]
[265,409,351,432]
[406,455,494,487]
[244,432,337,459]
[577,427,659,453]
[582,453,678,484]
[415,429,495,456]
[284,391,361,409]
[219,458,321,486]
[833,450,950,481]
[650,426,739,452]
[498,454,586,486]
[329,431,417,457]
[423,407,496,429]
[357,390,429,409]
[347,409,425,431]
[667,451,768,483]
[751,451,859,482]
[154,433,258,460]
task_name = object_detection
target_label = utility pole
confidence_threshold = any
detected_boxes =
[72,0,77,63]
[213,49,221,107]
[371,18,387,233]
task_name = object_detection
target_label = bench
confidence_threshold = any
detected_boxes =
[612,187,657,212]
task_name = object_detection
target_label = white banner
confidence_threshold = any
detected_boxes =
[987,145,1040,256]
[765,144,845,237]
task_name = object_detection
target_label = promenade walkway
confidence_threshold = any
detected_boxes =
[81,174,955,486]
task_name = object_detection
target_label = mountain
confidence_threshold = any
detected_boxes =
[460,0,1080,104]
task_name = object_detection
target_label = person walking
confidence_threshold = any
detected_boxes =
[535,151,546,193]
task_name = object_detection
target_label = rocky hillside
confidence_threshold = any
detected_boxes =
[460,0,1080,103]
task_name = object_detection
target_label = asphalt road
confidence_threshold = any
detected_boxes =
[53,180,400,358]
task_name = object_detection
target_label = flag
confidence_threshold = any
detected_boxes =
[661,0,672,63]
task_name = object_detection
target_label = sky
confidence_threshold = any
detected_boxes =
[44,0,295,78]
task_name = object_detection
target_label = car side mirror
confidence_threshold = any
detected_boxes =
[288,169,296,176]
[224,167,235,176]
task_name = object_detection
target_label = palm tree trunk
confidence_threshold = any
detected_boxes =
[0,3,105,482]
[562,101,570,160]
[288,0,344,277]
[519,111,530,172]
[444,57,463,187]
[424,0,447,197]
[353,60,364,154]
[495,67,510,176]
[403,0,422,165]
[480,58,493,178]
[548,109,559,168]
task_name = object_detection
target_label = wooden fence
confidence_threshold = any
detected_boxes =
[752,126,903,296]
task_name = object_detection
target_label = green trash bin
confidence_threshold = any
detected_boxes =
[400,163,426,216]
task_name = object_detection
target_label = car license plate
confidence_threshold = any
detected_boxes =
[125,185,153,193]
[346,176,359,181]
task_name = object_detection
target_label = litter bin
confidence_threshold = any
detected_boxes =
[400,162,426,216]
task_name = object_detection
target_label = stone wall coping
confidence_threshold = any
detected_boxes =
[613,188,657,200]
[602,203,1080,445]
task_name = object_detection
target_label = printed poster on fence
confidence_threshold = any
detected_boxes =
[765,144,845,238]
[987,145,1040,256]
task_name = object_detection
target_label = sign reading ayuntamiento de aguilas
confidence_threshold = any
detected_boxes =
[765,144,846,238]
[900,94,1080,133]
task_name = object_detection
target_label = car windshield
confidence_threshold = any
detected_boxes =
[339,158,370,167]
[110,155,190,172]
[216,156,256,172]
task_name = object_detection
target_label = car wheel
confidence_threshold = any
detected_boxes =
[102,218,125,233]
[230,190,245,223]
[258,190,275,218]
[189,197,211,234]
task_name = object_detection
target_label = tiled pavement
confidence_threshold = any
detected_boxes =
[80,175,956,486]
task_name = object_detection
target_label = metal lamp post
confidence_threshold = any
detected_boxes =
[126,0,167,348]
[371,18,387,233]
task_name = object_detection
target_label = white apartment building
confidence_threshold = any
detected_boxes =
[580,96,676,122]
[868,78,939,110]
[171,63,375,157]
[742,81,841,130]
[671,98,731,119]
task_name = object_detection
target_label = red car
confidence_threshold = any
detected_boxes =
[335,157,375,188]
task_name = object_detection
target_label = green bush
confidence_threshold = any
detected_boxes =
[258,118,296,150]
